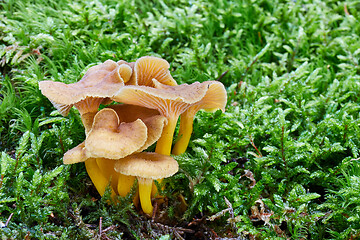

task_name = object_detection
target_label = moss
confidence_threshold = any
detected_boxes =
[1,0,360,238]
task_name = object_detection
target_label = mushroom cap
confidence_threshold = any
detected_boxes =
[185,80,227,114]
[63,141,90,164]
[112,79,212,118]
[114,152,178,179]
[117,60,135,70]
[85,108,148,159]
[108,104,167,152]
[80,111,97,135]
[39,60,132,116]
[107,104,160,123]
[127,56,177,87]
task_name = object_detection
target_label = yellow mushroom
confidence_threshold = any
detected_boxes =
[62,145,117,199]
[126,56,177,87]
[84,106,167,199]
[39,60,132,133]
[85,108,148,159]
[108,104,168,152]
[62,141,89,164]
[112,79,220,156]
[172,81,227,155]
[114,152,178,216]
[84,158,117,199]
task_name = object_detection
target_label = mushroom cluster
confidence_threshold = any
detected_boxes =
[39,56,227,216]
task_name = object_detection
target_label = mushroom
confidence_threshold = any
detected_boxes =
[84,106,167,198]
[112,79,222,156]
[85,108,148,159]
[126,56,177,87]
[172,81,227,155]
[85,158,117,199]
[62,144,117,199]
[85,106,167,159]
[39,60,132,133]
[63,141,89,164]
[62,104,167,200]
[114,152,178,215]
[62,143,118,198]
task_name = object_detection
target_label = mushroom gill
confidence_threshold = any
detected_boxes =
[39,61,132,133]
[112,79,220,156]
[172,81,227,155]
[127,56,177,87]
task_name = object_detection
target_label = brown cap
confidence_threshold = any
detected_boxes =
[112,79,211,118]
[63,141,90,164]
[108,104,167,152]
[85,108,148,159]
[39,60,132,116]
[114,152,178,179]
[127,56,177,87]
[107,104,160,122]
[184,81,227,114]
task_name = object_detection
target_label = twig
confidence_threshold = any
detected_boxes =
[344,4,350,15]
[99,217,103,237]
[151,200,158,222]
[187,216,206,227]
[5,213,13,227]
[146,221,194,240]
[216,70,229,82]
[249,135,263,158]
[207,197,234,222]
[207,197,239,237]
[224,197,236,231]
[207,207,231,221]
[59,135,65,155]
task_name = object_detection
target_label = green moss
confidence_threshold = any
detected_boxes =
[1,0,360,238]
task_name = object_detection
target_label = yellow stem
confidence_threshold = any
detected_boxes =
[96,158,119,195]
[155,115,178,156]
[117,174,136,196]
[84,159,116,199]
[172,112,195,155]
[154,115,177,201]
[117,173,138,207]
[138,177,154,216]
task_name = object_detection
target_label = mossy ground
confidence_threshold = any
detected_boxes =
[1,0,360,239]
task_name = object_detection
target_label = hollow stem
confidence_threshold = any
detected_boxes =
[85,158,116,199]
[172,112,195,155]
[155,115,178,156]
[138,177,153,216]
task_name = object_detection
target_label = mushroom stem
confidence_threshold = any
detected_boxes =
[96,158,119,194]
[155,115,178,156]
[138,177,154,215]
[172,111,195,155]
[117,173,139,207]
[117,173,136,197]
[84,158,116,199]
